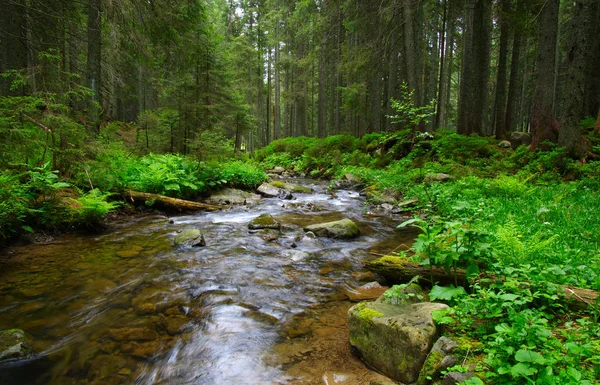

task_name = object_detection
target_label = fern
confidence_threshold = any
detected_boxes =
[494,218,558,265]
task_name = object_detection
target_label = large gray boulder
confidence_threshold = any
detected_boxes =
[416,336,459,385]
[174,229,206,247]
[304,218,360,239]
[509,131,532,149]
[0,329,34,362]
[205,188,261,205]
[256,183,293,199]
[348,301,448,384]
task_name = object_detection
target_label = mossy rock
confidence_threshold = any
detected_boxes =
[0,329,34,361]
[304,218,360,239]
[269,181,312,194]
[174,229,206,247]
[248,214,281,230]
[348,302,448,384]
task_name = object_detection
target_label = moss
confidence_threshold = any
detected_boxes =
[416,350,444,385]
[378,255,410,265]
[355,303,384,324]
[269,181,286,189]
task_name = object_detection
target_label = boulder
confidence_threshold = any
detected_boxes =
[345,282,388,302]
[256,183,293,200]
[416,336,459,385]
[509,131,532,149]
[443,372,477,385]
[248,214,281,230]
[205,188,261,205]
[260,229,281,242]
[272,166,286,174]
[304,218,360,239]
[174,229,206,247]
[498,140,512,148]
[348,302,448,384]
[0,329,34,361]
[344,174,362,183]
[425,173,452,183]
[269,181,313,194]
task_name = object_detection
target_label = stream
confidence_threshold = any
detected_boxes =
[0,180,415,385]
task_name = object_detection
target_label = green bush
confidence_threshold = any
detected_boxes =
[0,173,32,240]
[197,161,266,190]
[69,189,120,229]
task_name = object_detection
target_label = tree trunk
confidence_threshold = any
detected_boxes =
[493,0,511,139]
[530,0,560,150]
[402,0,422,110]
[457,0,491,136]
[558,0,592,158]
[505,29,522,134]
[0,0,28,96]
[125,191,221,212]
[87,0,102,132]
[434,0,447,131]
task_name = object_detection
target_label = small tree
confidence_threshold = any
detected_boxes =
[387,82,436,131]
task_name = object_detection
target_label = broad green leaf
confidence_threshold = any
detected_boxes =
[397,217,420,228]
[510,362,537,378]
[429,285,466,301]
[515,349,546,365]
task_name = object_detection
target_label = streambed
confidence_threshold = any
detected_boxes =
[0,180,415,385]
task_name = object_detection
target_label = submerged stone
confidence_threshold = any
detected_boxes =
[348,301,448,384]
[0,329,34,362]
[248,214,281,230]
[174,229,206,247]
[304,218,360,239]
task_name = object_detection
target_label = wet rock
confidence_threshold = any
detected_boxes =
[205,188,261,205]
[257,182,293,199]
[0,329,34,361]
[18,301,46,314]
[174,229,206,247]
[272,166,286,174]
[260,229,281,242]
[348,302,448,384]
[425,173,452,183]
[248,214,281,230]
[269,181,313,194]
[134,302,157,315]
[397,198,419,209]
[443,372,477,385]
[108,327,157,341]
[344,174,362,183]
[88,354,128,379]
[344,282,388,302]
[498,140,512,148]
[116,245,143,258]
[163,316,188,335]
[416,336,459,385]
[304,218,360,239]
[509,131,532,149]
[87,278,118,293]
[118,368,132,376]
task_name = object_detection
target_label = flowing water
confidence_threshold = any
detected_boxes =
[0,180,416,385]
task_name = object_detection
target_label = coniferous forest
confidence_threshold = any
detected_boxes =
[1,1,600,384]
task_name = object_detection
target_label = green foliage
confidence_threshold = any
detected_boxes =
[387,82,436,129]
[128,154,202,198]
[197,161,267,190]
[0,173,32,240]
[68,189,120,229]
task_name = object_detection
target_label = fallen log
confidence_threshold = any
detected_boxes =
[124,190,222,212]
[365,256,599,311]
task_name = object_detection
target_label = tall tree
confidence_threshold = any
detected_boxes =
[87,0,102,131]
[558,0,593,158]
[492,0,511,139]
[457,0,492,135]
[530,0,560,150]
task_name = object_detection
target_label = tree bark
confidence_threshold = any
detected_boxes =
[493,0,511,139]
[530,0,560,150]
[87,0,102,132]
[505,29,522,134]
[558,0,592,158]
[125,191,222,212]
[0,0,28,96]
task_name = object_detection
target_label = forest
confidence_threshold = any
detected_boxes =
[1,0,600,384]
